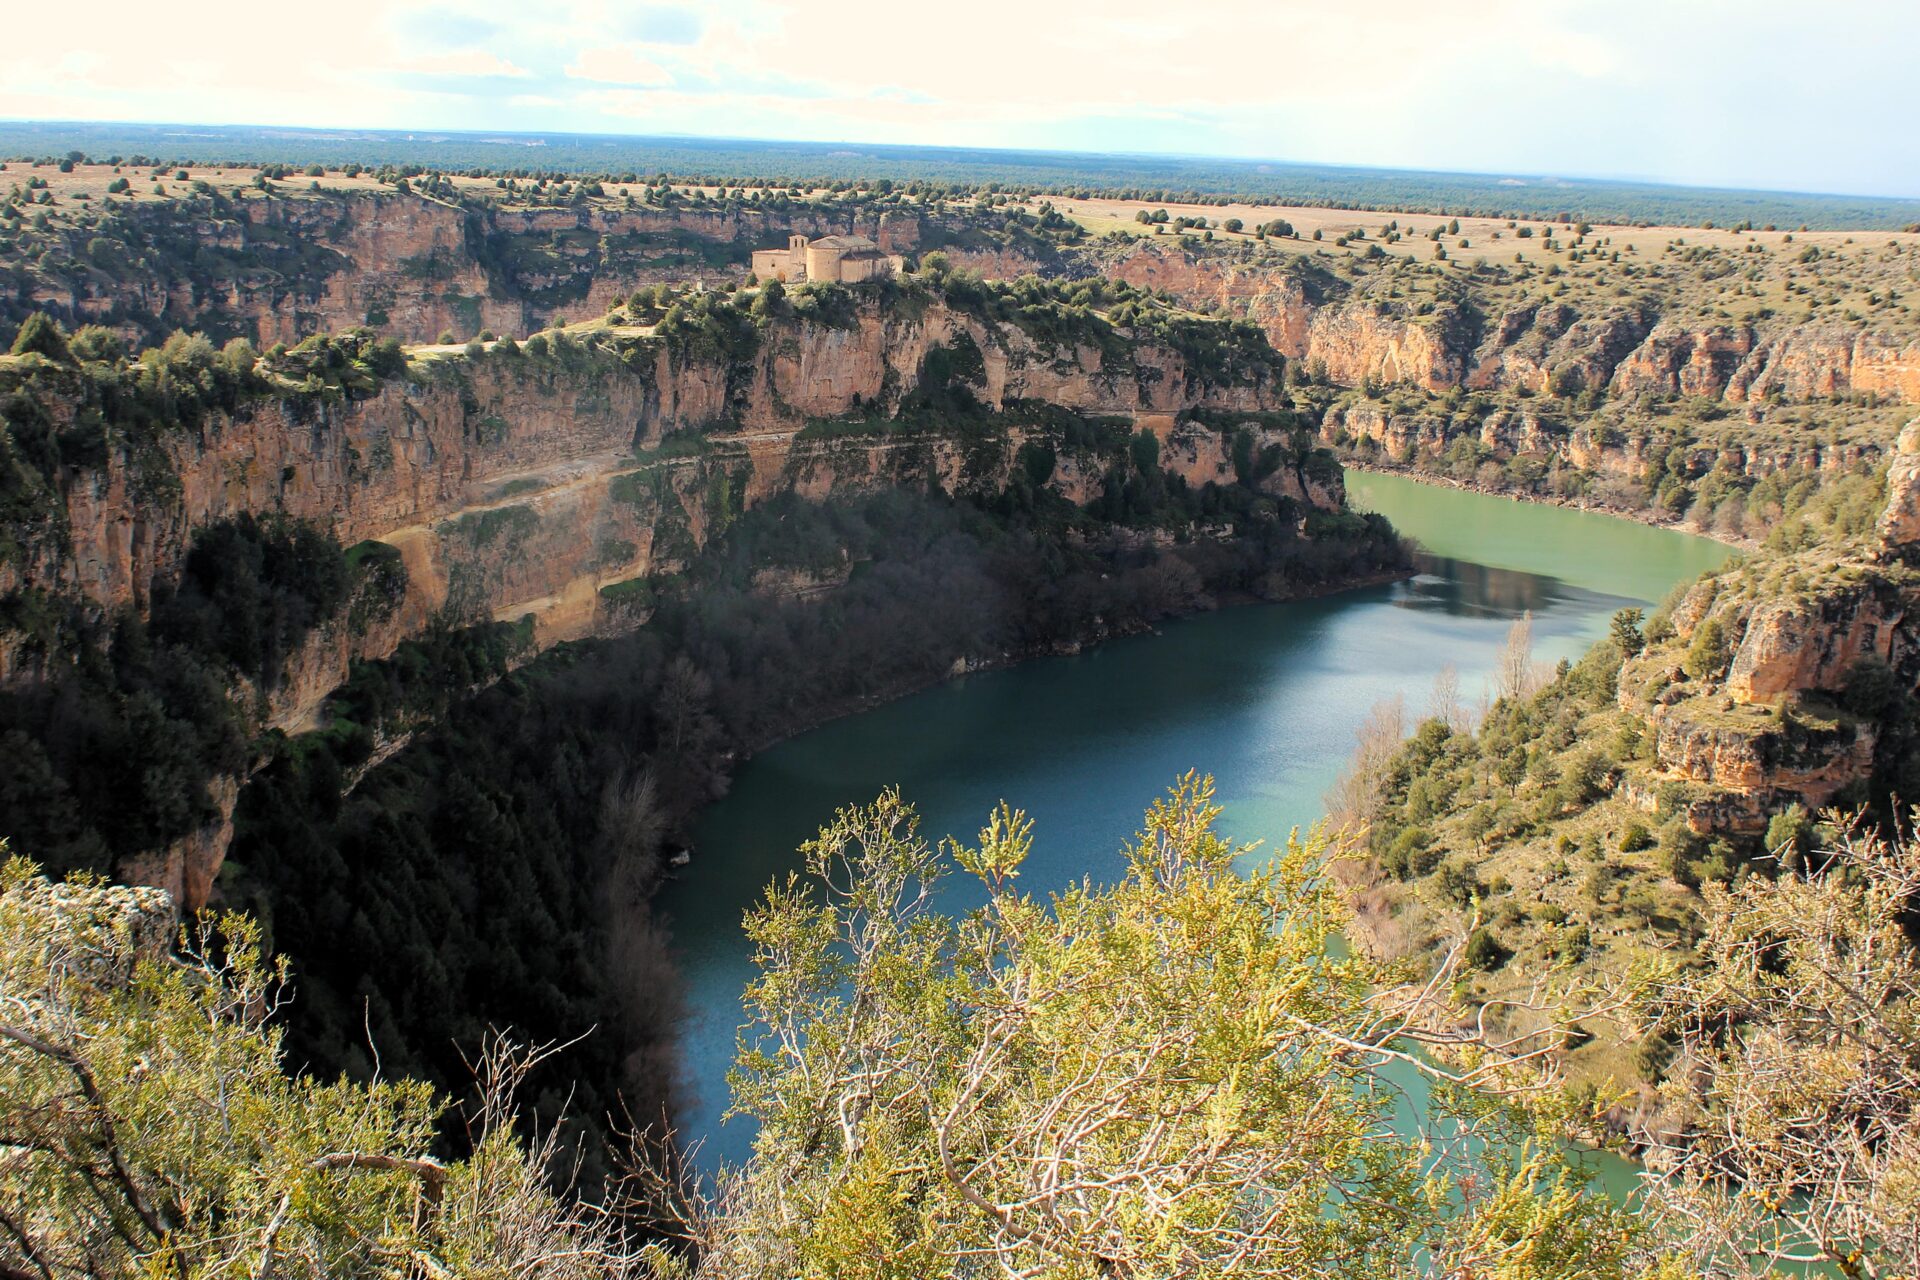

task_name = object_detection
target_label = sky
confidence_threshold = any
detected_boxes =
[3,0,1915,198]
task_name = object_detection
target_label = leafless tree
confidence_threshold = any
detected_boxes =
[1494,609,1545,704]
[1324,694,1406,835]
[1429,662,1469,733]
[1630,811,1920,1279]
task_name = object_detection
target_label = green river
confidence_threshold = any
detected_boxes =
[657,472,1735,1168]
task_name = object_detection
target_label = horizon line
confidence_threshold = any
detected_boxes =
[7,116,1920,209]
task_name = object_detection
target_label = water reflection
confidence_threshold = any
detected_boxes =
[1398,554,1645,624]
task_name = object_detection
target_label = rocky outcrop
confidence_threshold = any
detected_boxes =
[1724,586,1909,705]
[1649,704,1878,833]
[1613,511,1920,834]
[1102,243,1322,360]
[0,873,178,976]
[116,776,240,912]
[1469,305,1655,396]
[1878,420,1920,551]
[1306,306,1470,391]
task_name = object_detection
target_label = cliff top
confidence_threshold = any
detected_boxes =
[1,159,932,220]
[1065,199,1920,342]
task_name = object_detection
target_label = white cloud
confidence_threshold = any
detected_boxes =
[565,46,675,86]
[398,49,531,78]
[1525,29,1624,79]
[0,0,1913,197]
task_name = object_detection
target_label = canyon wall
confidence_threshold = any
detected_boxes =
[1319,400,1883,490]
[11,189,926,348]
[5,289,1318,724]
[21,186,1916,420]
[1098,242,1920,408]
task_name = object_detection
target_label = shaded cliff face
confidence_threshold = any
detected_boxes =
[1878,420,1920,546]
[2,269,1360,910]
[14,300,1289,598]
[4,285,1319,726]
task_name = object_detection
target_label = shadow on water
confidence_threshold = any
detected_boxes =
[656,477,1735,1171]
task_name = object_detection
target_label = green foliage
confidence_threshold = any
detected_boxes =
[597,575,654,611]
[268,328,408,400]
[1549,922,1592,963]
[1383,824,1439,879]
[10,311,70,361]
[67,324,125,363]
[706,779,1618,1276]
[1660,823,1703,888]
[150,513,354,690]
[1630,1033,1676,1082]
[1763,802,1814,865]
[1609,607,1645,658]
[0,861,659,1278]
[1682,617,1731,680]
[446,504,539,551]
[1436,859,1485,908]
[1127,425,1160,472]
[1842,655,1902,718]
[1464,925,1512,970]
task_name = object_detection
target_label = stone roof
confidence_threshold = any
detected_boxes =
[808,235,879,252]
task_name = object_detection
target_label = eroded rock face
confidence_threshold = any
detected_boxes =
[1648,704,1878,833]
[116,777,240,913]
[1725,587,1908,704]
[1877,421,1920,552]
[1613,530,1920,837]
[12,294,1294,617]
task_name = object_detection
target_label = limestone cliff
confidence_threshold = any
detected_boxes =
[1877,420,1920,547]
[1606,428,1920,832]
[3,280,1328,745]
[23,186,1915,417]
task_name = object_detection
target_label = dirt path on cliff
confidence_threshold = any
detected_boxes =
[371,448,639,545]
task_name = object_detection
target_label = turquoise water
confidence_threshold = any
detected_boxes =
[656,471,1735,1165]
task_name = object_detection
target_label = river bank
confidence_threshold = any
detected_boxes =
[1340,458,1757,552]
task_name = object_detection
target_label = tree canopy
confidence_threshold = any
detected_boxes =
[665,777,1632,1279]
